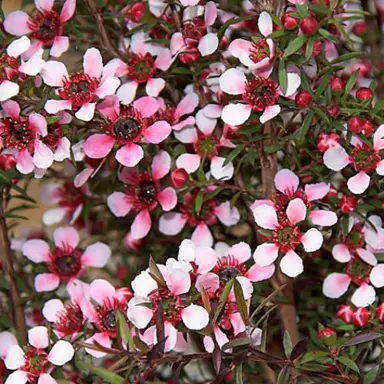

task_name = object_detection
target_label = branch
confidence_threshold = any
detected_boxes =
[0,191,27,344]
[83,0,124,60]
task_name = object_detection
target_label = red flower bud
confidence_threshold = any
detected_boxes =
[310,0,330,7]
[340,195,358,213]
[337,304,354,323]
[352,21,367,36]
[300,17,319,36]
[125,2,145,22]
[312,40,322,56]
[117,265,129,281]
[356,87,373,101]
[352,307,371,327]
[330,77,345,93]
[171,168,188,188]
[347,116,363,134]
[318,328,337,346]
[376,303,384,323]
[317,132,341,153]
[361,119,374,137]
[282,14,298,30]
[295,91,313,108]
[327,104,340,118]
[0,154,16,171]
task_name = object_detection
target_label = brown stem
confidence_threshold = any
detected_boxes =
[0,191,27,344]
[257,121,300,346]
[83,0,124,60]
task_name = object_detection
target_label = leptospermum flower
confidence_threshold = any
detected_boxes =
[116,32,172,104]
[81,279,132,358]
[22,226,111,292]
[0,36,45,102]
[41,48,120,121]
[219,68,301,126]
[227,12,275,77]
[4,326,74,384]
[83,95,171,167]
[3,0,76,59]
[252,201,324,277]
[107,151,177,240]
[128,259,209,352]
[323,125,384,194]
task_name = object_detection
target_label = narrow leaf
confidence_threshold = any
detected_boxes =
[283,34,307,58]
[337,356,360,373]
[283,331,293,359]
[76,361,123,384]
[212,279,234,324]
[234,279,250,326]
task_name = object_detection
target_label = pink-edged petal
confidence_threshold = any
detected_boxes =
[152,150,170,181]
[351,283,376,307]
[90,279,115,305]
[175,93,199,118]
[48,340,74,366]
[155,49,172,71]
[356,248,377,266]
[74,167,94,188]
[301,228,323,252]
[35,273,60,292]
[158,187,177,211]
[232,276,253,300]
[6,36,30,58]
[127,303,153,329]
[41,61,68,87]
[376,159,384,175]
[50,36,69,57]
[22,239,50,263]
[42,299,64,322]
[170,32,185,54]
[0,81,19,102]
[228,39,252,59]
[174,126,197,142]
[210,156,234,181]
[309,210,337,226]
[131,209,151,239]
[214,201,240,226]
[2,100,20,119]
[253,204,278,230]
[107,191,131,217]
[133,96,160,118]
[35,0,53,11]
[178,239,197,262]
[143,121,171,143]
[332,244,351,263]
[116,142,144,167]
[274,169,299,195]
[222,103,252,126]
[145,78,165,97]
[195,248,217,274]
[3,11,32,36]
[84,134,114,159]
[5,345,25,369]
[0,332,17,359]
[53,137,71,161]
[260,105,281,124]
[75,102,96,121]
[182,305,209,330]
[196,273,220,294]
[28,326,49,349]
[163,322,178,352]
[280,250,303,278]
[228,242,251,264]
[258,11,273,37]
[246,263,275,282]
[131,270,158,297]
[323,146,350,171]
[322,273,351,298]
[176,153,201,174]
[219,68,247,95]
[38,374,56,384]
[205,1,217,26]
[33,141,54,169]
[214,326,229,349]
[253,243,279,266]
[60,0,76,21]
[166,269,191,295]
[81,242,111,268]
[284,73,301,97]
[286,198,306,225]
[4,370,28,384]
[373,124,384,150]
[45,99,72,114]
[53,226,79,248]
[117,81,138,105]
[192,223,213,247]
[16,149,34,174]
[347,171,370,194]
[83,48,103,79]
[84,332,111,358]
[159,212,187,235]
[304,182,330,201]
[370,264,384,288]
[198,33,219,56]
[196,109,216,135]
[30,113,47,136]
[96,77,120,98]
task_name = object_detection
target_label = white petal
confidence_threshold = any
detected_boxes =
[351,283,376,307]
[198,33,219,56]
[48,340,74,366]
[182,304,209,330]
[301,228,323,252]
[323,147,350,171]
[280,250,303,278]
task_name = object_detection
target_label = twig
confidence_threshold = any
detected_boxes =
[0,190,27,344]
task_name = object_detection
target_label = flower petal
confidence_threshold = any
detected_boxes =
[253,243,279,266]
[351,283,376,307]
[274,169,299,195]
[214,201,240,226]
[219,68,247,95]
[22,239,50,263]
[84,134,114,159]
[28,326,49,349]
[332,244,351,263]
[3,11,32,36]
[309,210,338,226]
[83,48,103,79]
[81,242,111,267]
[323,147,350,171]
[370,264,384,288]
[280,250,303,278]
[107,192,131,217]
[5,345,25,369]
[131,209,152,239]
[286,198,306,225]
[246,263,275,282]
[253,204,278,230]
[198,33,219,56]
[143,121,172,143]
[35,273,60,292]
[210,156,234,181]
[116,142,144,167]
[90,279,115,305]
[347,171,370,194]
[301,228,323,252]
[53,226,79,248]
[322,273,351,298]
[182,305,209,330]
[159,212,187,235]
[260,105,281,124]
[158,187,177,211]
[48,340,74,366]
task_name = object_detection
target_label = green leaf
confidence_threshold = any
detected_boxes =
[212,279,234,324]
[149,256,166,287]
[305,36,316,60]
[283,331,293,359]
[337,356,360,373]
[224,145,245,166]
[217,15,255,39]
[46,116,62,125]
[330,52,364,64]
[298,110,314,141]
[283,34,307,58]
[234,279,250,326]
[278,59,288,96]
[277,364,290,384]
[342,70,360,101]
[194,190,204,215]
[264,143,285,153]
[372,99,384,114]
[76,361,124,384]
[235,364,244,384]
[315,73,331,99]
[116,311,134,352]
[300,350,329,364]
[318,28,338,42]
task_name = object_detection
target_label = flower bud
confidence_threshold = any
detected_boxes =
[352,307,371,327]
[356,87,373,101]
[361,119,374,137]
[317,133,341,153]
[327,104,340,118]
[171,168,188,188]
[337,304,354,323]
[340,195,358,213]
[352,21,367,36]
[330,77,345,93]
[117,265,129,281]
[127,2,145,23]
[282,14,298,30]
[318,328,337,346]
[300,17,319,36]
[376,303,384,323]
[0,154,16,171]
[347,116,363,134]
[295,91,313,108]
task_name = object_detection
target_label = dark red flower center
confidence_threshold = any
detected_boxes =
[29,10,63,46]
[138,181,157,205]
[113,117,142,140]
[43,126,62,150]
[49,246,82,278]
[22,347,48,377]
[96,302,127,334]
[127,53,156,83]
[273,225,302,253]
[0,54,19,82]
[242,77,279,112]
[213,255,247,284]
[250,39,270,64]
[0,118,34,151]
[346,257,372,285]
[350,145,380,173]
[54,303,84,336]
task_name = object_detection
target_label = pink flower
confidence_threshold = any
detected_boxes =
[107,151,177,240]
[115,32,172,104]
[22,226,111,292]
[4,326,74,384]
[323,125,384,194]
[83,95,171,167]
[41,48,120,121]
[0,36,45,102]
[3,0,76,59]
